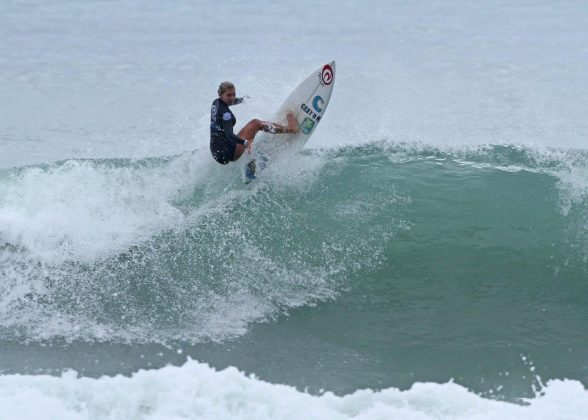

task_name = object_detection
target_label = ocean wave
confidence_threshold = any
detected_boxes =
[0,143,586,344]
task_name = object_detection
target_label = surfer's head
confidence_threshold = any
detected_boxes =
[218,81,236,105]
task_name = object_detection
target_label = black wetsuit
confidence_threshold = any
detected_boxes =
[210,97,246,164]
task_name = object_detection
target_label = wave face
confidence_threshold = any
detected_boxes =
[1,144,587,344]
[0,146,404,343]
[2,144,583,344]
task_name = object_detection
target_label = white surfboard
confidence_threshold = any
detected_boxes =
[244,61,336,180]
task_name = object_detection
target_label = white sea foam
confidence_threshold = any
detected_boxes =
[0,147,347,344]
[0,153,204,264]
[0,359,586,420]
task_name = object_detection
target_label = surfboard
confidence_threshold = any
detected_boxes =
[244,61,336,181]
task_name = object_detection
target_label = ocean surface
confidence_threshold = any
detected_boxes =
[1,0,588,418]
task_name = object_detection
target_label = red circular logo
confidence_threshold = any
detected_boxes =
[321,65,333,85]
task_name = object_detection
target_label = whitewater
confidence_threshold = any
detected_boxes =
[1,0,587,418]
[1,359,587,420]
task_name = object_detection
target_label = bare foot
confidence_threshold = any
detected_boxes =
[286,112,299,134]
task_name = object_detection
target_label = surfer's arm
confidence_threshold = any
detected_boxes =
[232,95,250,105]
[221,118,247,146]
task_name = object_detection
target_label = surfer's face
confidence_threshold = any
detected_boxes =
[220,88,236,105]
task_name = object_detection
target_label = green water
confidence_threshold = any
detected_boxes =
[0,145,586,401]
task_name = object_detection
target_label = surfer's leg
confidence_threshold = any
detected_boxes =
[242,114,298,137]
[232,119,263,161]
[238,119,265,141]
[259,113,299,135]
[232,115,299,161]
[232,144,247,161]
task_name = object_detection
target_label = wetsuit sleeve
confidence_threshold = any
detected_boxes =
[233,97,245,105]
[221,117,246,146]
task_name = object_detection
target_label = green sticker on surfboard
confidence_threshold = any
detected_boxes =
[300,117,316,135]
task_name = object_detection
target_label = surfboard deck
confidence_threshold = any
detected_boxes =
[243,61,336,182]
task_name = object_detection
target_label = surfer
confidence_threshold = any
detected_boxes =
[210,81,298,165]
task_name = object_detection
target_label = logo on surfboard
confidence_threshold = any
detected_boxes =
[319,65,333,86]
[312,95,324,112]
[300,117,315,134]
[300,103,322,121]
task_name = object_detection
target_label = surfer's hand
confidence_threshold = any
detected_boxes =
[246,140,254,152]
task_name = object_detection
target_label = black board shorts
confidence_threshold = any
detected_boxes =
[210,136,236,165]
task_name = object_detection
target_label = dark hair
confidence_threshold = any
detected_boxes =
[218,81,235,95]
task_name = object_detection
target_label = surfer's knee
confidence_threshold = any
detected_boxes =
[249,119,262,129]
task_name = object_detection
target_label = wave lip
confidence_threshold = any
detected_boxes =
[0,359,587,420]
